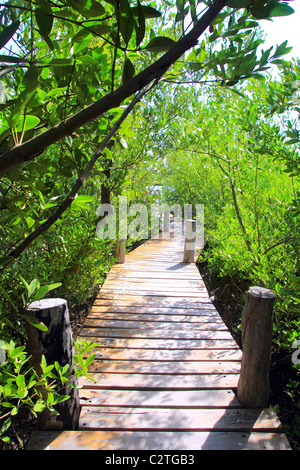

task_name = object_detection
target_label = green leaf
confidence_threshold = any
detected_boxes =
[15,115,41,132]
[52,394,70,404]
[68,0,106,18]
[0,55,23,63]
[145,36,176,53]
[28,278,39,296]
[74,195,95,203]
[273,40,292,59]
[19,275,31,293]
[131,5,162,18]
[122,58,135,84]
[84,1,106,17]
[35,0,53,37]
[72,24,111,43]
[135,0,145,47]
[26,216,35,229]
[33,399,46,413]
[119,0,134,45]
[270,3,294,17]
[72,194,95,210]
[0,21,20,50]
[250,4,272,19]
[0,418,12,437]
[32,282,62,301]
[11,407,18,416]
[259,47,273,67]
[22,314,48,332]
[22,66,39,92]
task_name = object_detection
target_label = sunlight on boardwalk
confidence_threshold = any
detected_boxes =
[27,231,291,450]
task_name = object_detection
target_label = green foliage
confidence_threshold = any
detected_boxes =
[0,337,96,444]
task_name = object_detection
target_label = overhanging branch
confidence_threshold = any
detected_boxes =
[0,0,227,176]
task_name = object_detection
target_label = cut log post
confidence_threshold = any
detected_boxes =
[162,210,170,238]
[25,298,80,430]
[114,239,126,263]
[237,286,275,408]
[183,219,196,263]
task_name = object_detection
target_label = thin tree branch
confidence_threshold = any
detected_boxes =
[263,235,296,256]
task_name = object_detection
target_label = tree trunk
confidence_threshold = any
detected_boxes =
[114,239,126,264]
[237,286,275,408]
[25,298,80,430]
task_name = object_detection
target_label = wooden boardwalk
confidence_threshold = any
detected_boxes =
[27,231,291,450]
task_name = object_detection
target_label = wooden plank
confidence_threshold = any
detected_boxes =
[79,336,240,349]
[94,297,214,305]
[111,266,200,273]
[87,312,223,323]
[88,359,241,374]
[95,295,214,304]
[88,347,243,362]
[114,262,199,270]
[78,372,240,389]
[79,407,283,432]
[80,327,233,340]
[103,284,207,292]
[82,319,227,330]
[108,272,201,279]
[98,285,209,301]
[89,305,217,314]
[26,430,292,450]
[105,278,206,286]
[79,389,242,408]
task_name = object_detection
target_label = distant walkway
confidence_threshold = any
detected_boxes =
[28,231,291,450]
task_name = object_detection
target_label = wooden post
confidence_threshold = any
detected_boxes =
[162,210,170,237]
[183,219,196,263]
[25,298,80,430]
[114,239,126,263]
[237,286,275,408]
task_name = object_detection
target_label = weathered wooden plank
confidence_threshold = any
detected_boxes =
[79,407,282,432]
[79,336,240,350]
[90,304,217,314]
[95,295,213,304]
[114,262,198,269]
[103,284,207,293]
[105,278,206,286]
[79,389,241,408]
[26,430,292,450]
[80,327,233,340]
[111,266,200,273]
[88,359,241,374]
[80,328,234,341]
[83,319,226,330]
[87,347,243,362]
[87,312,223,323]
[99,289,209,297]
[78,372,240,390]
[108,272,201,279]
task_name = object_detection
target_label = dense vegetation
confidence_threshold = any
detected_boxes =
[0,0,299,449]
